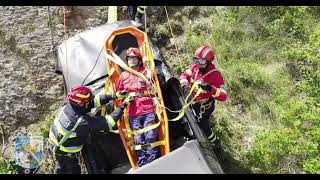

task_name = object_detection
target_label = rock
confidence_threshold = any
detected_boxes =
[36,29,47,36]
[0,6,113,160]
[57,31,63,36]
[56,24,64,29]
[6,21,13,26]
[32,43,40,48]
[14,14,21,19]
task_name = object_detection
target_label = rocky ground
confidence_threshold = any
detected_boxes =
[0,6,244,174]
[0,6,113,158]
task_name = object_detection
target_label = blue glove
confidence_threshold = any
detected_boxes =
[198,84,212,92]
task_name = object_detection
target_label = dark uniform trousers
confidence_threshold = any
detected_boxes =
[54,154,81,174]
[192,98,215,138]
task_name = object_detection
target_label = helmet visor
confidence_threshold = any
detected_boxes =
[127,56,139,61]
[127,48,141,58]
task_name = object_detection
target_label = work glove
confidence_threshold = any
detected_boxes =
[122,6,127,13]
[146,69,152,79]
[123,94,133,106]
[198,83,213,92]
[182,85,190,96]
[116,91,127,99]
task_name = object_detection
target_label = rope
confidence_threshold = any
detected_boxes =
[144,6,147,36]
[0,124,5,157]
[140,21,203,122]
[47,6,55,55]
[63,7,69,90]
[82,20,127,86]
[81,46,104,86]
[106,48,198,122]
[140,15,161,112]
[164,6,182,70]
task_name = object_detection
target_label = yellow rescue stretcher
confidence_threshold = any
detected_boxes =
[103,26,170,170]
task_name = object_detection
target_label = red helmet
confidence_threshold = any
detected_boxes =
[194,45,215,62]
[126,47,142,60]
[67,86,93,107]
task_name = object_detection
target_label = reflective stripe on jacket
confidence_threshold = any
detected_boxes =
[117,67,155,116]
[49,105,87,153]
[179,64,227,102]
[137,6,146,14]
[49,102,125,153]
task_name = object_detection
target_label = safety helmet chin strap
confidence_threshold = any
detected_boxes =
[199,62,211,73]
[71,100,93,114]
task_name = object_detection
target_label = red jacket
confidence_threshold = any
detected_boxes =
[117,67,155,116]
[179,64,227,102]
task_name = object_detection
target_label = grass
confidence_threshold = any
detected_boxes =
[1,6,319,174]
[149,6,320,174]
[26,107,59,174]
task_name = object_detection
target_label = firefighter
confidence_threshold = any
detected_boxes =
[179,45,228,148]
[127,6,146,23]
[48,85,132,174]
[117,47,159,168]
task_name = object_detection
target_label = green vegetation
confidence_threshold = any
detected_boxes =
[31,110,57,174]
[150,6,320,173]
[0,110,57,174]
[0,157,19,174]
[2,6,319,174]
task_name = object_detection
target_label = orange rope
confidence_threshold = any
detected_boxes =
[164,6,181,70]
[63,7,67,35]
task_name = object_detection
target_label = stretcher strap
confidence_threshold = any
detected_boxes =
[168,81,204,121]
[131,140,165,151]
[105,50,148,82]
[134,120,160,135]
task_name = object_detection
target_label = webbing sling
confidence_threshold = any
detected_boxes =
[140,39,167,144]
[132,121,161,136]
[105,50,148,82]
[168,68,218,122]
[131,140,165,151]
[101,71,121,135]
[105,51,159,136]
[190,68,217,85]
[105,49,165,156]
[101,67,116,116]
[168,83,204,122]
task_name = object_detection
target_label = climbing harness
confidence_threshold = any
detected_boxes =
[196,100,213,122]
[168,67,218,122]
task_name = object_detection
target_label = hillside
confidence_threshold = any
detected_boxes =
[0,6,319,174]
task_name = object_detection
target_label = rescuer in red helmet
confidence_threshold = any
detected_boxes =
[179,45,228,149]
[48,85,132,174]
